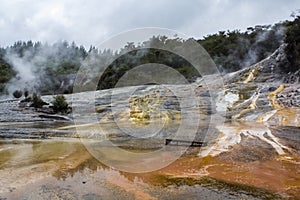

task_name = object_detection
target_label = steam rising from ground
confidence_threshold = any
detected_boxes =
[242,25,286,68]
[4,41,85,95]
[5,51,41,94]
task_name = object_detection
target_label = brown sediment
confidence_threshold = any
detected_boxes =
[115,124,299,198]
[145,155,300,198]
[205,157,300,198]
[112,153,300,198]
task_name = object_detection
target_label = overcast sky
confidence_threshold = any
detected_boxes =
[0,0,299,48]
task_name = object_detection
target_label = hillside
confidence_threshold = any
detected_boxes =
[0,16,299,97]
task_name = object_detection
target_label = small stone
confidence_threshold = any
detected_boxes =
[268,87,277,92]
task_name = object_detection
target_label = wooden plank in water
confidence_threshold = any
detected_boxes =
[165,139,207,147]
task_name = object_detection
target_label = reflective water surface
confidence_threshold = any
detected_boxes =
[0,123,299,200]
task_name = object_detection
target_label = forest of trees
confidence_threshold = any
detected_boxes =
[285,15,300,72]
[198,23,286,72]
[0,16,299,96]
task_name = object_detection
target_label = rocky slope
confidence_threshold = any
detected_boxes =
[198,44,300,124]
[0,45,299,199]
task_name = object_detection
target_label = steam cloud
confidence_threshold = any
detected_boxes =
[4,41,85,96]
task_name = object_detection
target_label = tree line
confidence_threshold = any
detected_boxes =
[0,16,299,95]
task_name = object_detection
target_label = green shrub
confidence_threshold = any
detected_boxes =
[13,90,23,98]
[52,95,69,114]
[24,89,29,98]
[31,93,46,108]
[63,86,73,94]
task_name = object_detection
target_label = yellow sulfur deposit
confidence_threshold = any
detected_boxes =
[129,89,181,122]
[243,68,259,83]
[257,84,300,126]
[268,84,285,109]
[258,108,300,126]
